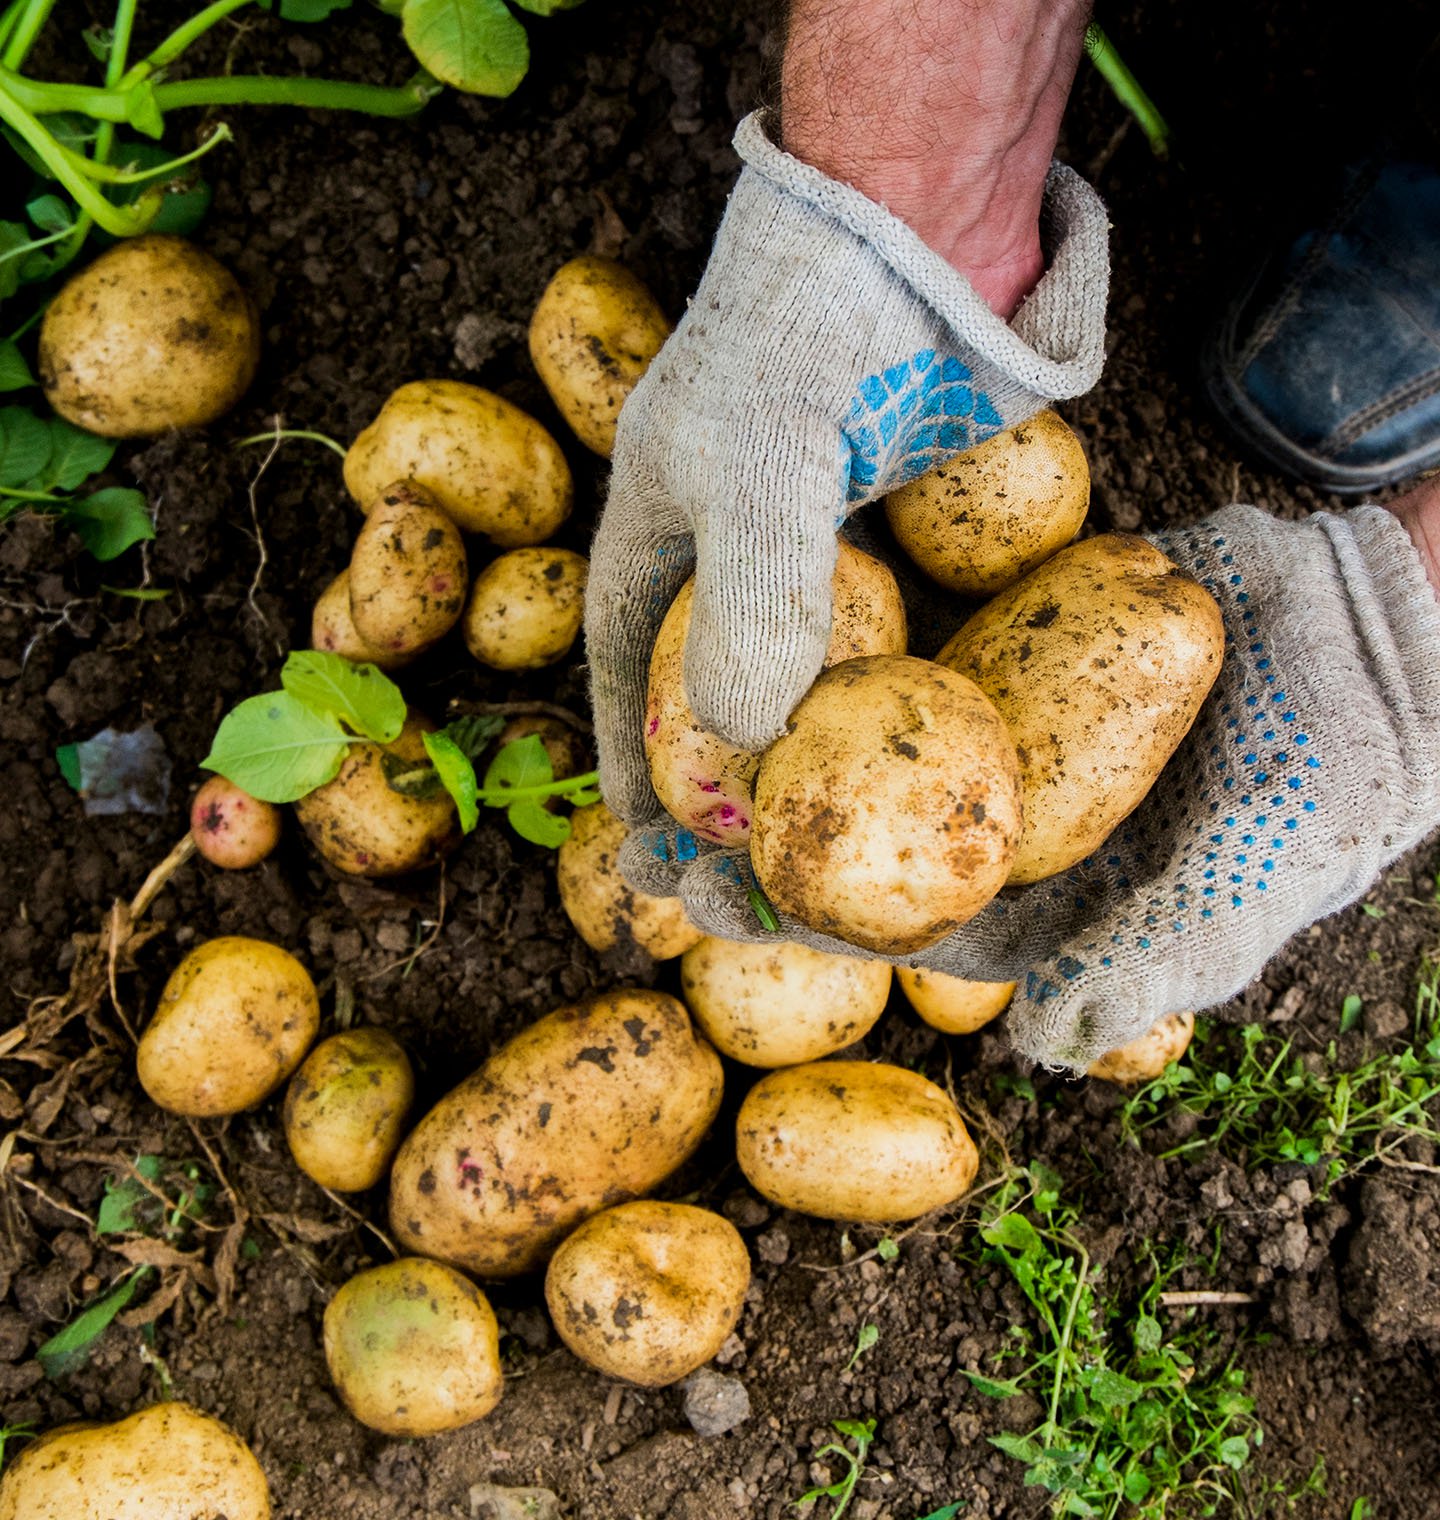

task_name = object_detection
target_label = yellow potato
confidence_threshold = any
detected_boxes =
[736,1060,978,1222]
[529,255,672,456]
[462,547,588,670]
[344,379,572,544]
[936,534,1225,884]
[0,1402,269,1520]
[884,411,1089,595]
[1088,1011,1196,1085]
[681,937,892,1067]
[557,801,703,959]
[38,236,259,438]
[389,989,723,1277]
[311,569,411,670]
[750,655,1022,954]
[545,1202,750,1386]
[294,711,459,877]
[323,1258,502,1435]
[348,482,468,659]
[284,1027,415,1191]
[895,969,1015,1035]
[138,937,319,1117]
[646,541,907,846]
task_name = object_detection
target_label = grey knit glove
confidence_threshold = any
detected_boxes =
[657,505,1440,1071]
[586,110,1110,886]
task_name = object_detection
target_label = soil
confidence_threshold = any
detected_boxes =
[3,0,1440,1516]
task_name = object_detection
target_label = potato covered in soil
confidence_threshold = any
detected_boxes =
[545,1201,750,1386]
[884,410,1090,595]
[462,547,588,670]
[137,937,319,1117]
[750,655,1022,954]
[936,534,1225,885]
[0,1401,269,1520]
[348,482,468,659]
[895,969,1015,1035]
[190,775,280,869]
[1088,1011,1196,1085]
[38,236,259,438]
[311,569,411,670]
[557,800,703,959]
[344,379,572,544]
[646,541,907,847]
[528,255,672,456]
[736,1061,978,1222]
[389,989,723,1277]
[294,711,459,877]
[681,937,892,1067]
[283,1027,415,1191]
[323,1258,503,1435]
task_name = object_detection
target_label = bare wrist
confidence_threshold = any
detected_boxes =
[1389,474,1440,601]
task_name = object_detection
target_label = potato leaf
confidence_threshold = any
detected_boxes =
[280,650,405,742]
[0,406,53,487]
[26,194,72,235]
[202,691,351,802]
[0,223,32,300]
[0,341,34,394]
[482,731,552,793]
[63,488,154,561]
[403,0,529,96]
[507,796,570,847]
[107,142,213,238]
[509,0,586,13]
[40,420,115,492]
[36,1267,152,1379]
[276,0,354,18]
[122,80,165,139]
[423,729,479,833]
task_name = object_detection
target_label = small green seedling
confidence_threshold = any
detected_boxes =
[844,1323,878,1372]
[795,1419,875,1520]
[36,1265,153,1379]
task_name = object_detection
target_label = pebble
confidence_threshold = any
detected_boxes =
[470,1485,563,1520]
[682,1367,752,1437]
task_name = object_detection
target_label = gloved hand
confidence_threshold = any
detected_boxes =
[585,110,1110,894]
[635,503,1440,1071]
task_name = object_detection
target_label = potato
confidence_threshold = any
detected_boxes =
[895,969,1015,1035]
[38,236,259,438]
[0,1402,269,1520]
[389,989,723,1277]
[344,379,572,544]
[936,534,1225,884]
[294,711,459,877]
[736,1060,978,1222]
[884,411,1089,595]
[138,937,319,1117]
[311,569,411,670]
[284,1027,414,1191]
[681,937,892,1067]
[545,1202,749,1386]
[348,482,468,658]
[1088,1011,1195,1085]
[190,775,280,869]
[750,655,1022,954]
[557,800,703,959]
[462,547,588,670]
[529,255,672,456]
[323,1258,502,1436]
[646,541,907,847]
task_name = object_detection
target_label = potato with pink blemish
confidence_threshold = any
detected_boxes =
[645,541,907,846]
[348,482,468,659]
[190,775,281,868]
[312,570,412,671]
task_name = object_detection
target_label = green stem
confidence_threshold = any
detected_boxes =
[0,485,65,502]
[0,224,69,264]
[0,0,54,71]
[476,770,600,805]
[116,0,254,88]
[235,427,346,457]
[61,122,232,183]
[153,70,438,115]
[1083,22,1170,160]
[1043,1236,1089,1443]
[6,304,44,342]
[0,0,27,54]
[108,0,139,84]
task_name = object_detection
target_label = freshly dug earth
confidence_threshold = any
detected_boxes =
[2,0,1439,1517]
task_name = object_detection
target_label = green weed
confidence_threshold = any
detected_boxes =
[795,1419,875,1519]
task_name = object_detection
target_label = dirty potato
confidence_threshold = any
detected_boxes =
[311,569,412,670]
[348,482,468,659]
[895,969,1015,1035]
[462,547,588,670]
[190,775,281,870]
[1088,1011,1195,1085]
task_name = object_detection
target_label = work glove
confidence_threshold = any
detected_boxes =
[585,110,1110,876]
[642,504,1440,1072]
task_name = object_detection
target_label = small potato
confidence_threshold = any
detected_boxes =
[529,256,672,456]
[895,969,1015,1036]
[138,937,319,1117]
[1088,1012,1196,1085]
[462,547,587,670]
[681,937,892,1067]
[349,482,468,658]
[557,801,703,959]
[0,1402,269,1520]
[294,711,459,877]
[38,236,259,438]
[312,570,412,671]
[884,411,1090,595]
[323,1258,502,1436]
[737,1061,978,1222]
[750,655,1022,954]
[389,989,723,1277]
[190,775,280,869]
[345,379,572,544]
[545,1202,749,1386]
[284,1028,414,1192]
[646,541,907,847]
[937,534,1225,884]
